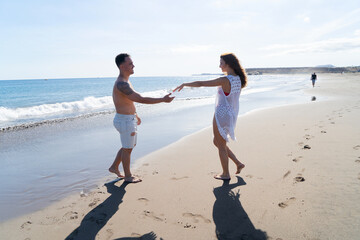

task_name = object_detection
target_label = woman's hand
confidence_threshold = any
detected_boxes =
[173,83,185,92]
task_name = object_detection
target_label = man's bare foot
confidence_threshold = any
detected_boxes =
[236,163,245,174]
[109,167,125,178]
[214,174,231,180]
[124,176,142,183]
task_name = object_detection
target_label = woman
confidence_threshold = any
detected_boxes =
[173,53,247,180]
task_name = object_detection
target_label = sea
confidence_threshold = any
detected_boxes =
[0,74,311,222]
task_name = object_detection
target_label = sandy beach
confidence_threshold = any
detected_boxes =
[1,73,360,239]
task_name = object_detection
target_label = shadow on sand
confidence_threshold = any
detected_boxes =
[213,176,268,240]
[113,231,159,240]
[65,179,153,240]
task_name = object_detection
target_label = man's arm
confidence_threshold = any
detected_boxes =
[117,82,174,104]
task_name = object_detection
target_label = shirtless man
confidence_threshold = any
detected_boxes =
[109,53,174,183]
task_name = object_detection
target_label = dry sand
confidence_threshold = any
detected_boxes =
[1,73,360,240]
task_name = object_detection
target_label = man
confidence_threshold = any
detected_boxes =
[109,53,174,183]
[311,72,317,88]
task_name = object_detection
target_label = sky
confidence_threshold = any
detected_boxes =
[0,0,360,80]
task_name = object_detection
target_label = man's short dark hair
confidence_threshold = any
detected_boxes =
[115,53,130,68]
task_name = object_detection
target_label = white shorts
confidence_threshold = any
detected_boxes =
[113,114,138,149]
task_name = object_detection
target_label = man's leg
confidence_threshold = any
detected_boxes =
[109,148,125,178]
[121,148,142,183]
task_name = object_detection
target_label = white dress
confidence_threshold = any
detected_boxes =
[214,75,242,142]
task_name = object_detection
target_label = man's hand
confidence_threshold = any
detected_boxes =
[163,93,175,103]
[135,114,141,125]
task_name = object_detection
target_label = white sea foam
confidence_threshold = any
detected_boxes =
[0,96,113,122]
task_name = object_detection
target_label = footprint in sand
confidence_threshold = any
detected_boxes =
[105,229,114,239]
[88,198,101,207]
[283,170,291,179]
[278,197,296,208]
[171,176,189,180]
[182,212,211,223]
[294,173,305,183]
[292,156,303,163]
[63,211,79,220]
[21,221,32,229]
[353,145,360,150]
[321,130,327,133]
[138,198,149,203]
[143,210,164,222]
[304,134,314,140]
[131,233,142,237]
[303,145,311,150]
[294,175,305,182]
[245,174,253,178]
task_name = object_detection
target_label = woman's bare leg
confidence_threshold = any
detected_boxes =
[213,117,231,179]
[213,117,245,174]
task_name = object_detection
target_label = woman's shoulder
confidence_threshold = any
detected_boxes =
[226,75,240,81]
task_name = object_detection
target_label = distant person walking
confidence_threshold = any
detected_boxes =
[311,72,317,88]
[109,53,174,183]
[173,53,247,180]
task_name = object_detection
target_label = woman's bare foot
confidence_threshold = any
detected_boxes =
[214,174,231,180]
[124,176,142,183]
[236,163,245,174]
[109,167,125,178]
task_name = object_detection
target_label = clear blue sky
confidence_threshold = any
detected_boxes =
[1,0,359,79]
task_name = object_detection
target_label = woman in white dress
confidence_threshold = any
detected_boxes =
[173,53,247,180]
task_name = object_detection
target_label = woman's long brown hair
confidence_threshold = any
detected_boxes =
[221,53,247,88]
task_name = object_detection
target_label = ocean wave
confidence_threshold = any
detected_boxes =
[0,96,113,122]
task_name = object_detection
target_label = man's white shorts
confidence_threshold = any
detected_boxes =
[113,113,137,149]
